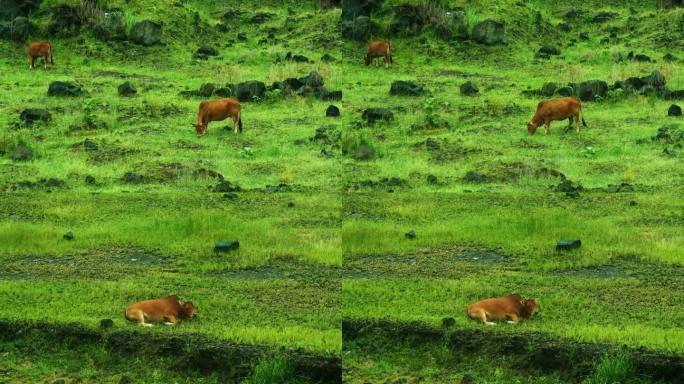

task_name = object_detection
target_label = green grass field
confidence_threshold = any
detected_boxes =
[1,0,683,382]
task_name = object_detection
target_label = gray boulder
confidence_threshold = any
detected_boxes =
[0,16,30,41]
[48,81,83,97]
[576,80,608,101]
[129,20,163,46]
[471,19,505,45]
[341,0,383,20]
[20,109,51,125]
[341,15,374,41]
[390,80,424,96]
[234,81,266,102]
[94,11,126,41]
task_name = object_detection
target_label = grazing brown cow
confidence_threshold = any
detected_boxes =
[467,294,537,326]
[28,42,54,69]
[364,40,393,67]
[193,98,242,136]
[125,295,196,327]
[527,97,587,135]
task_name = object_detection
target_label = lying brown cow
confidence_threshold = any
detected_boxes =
[364,40,393,67]
[467,294,537,325]
[28,41,54,69]
[125,295,196,326]
[193,98,242,136]
[527,97,587,135]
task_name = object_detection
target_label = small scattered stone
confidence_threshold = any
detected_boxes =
[426,174,438,184]
[85,175,96,184]
[48,81,83,97]
[20,109,51,125]
[536,45,561,59]
[321,53,336,62]
[121,172,145,184]
[442,316,455,328]
[223,192,238,200]
[405,230,416,239]
[354,143,375,161]
[99,318,114,329]
[390,80,425,97]
[629,200,638,206]
[556,240,581,251]
[237,32,247,41]
[83,139,98,151]
[63,231,74,241]
[463,171,488,183]
[362,108,394,124]
[287,202,295,208]
[11,144,33,161]
[196,45,218,56]
[118,81,137,97]
[460,81,479,96]
[214,241,240,253]
[663,53,678,62]
[668,104,682,117]
[326,105,340,117]
[607,183,634,193]
[213,180,241,193]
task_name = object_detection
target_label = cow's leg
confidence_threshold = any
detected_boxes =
[575,114,581,134]
[30,56,35,69]
[506,313,519,324]
[468,308,495,325]
[164,315,177,326]
[127,309,152,327]
[385,53,389,68]
[544,120,551,135]
[43,54,48,69]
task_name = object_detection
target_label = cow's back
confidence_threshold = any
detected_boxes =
[29,42,50,55]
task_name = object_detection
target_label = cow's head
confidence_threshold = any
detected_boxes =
[521,298,537,319]
[181,301,197,319]
[192,123,205,136]
[527,122,538,135]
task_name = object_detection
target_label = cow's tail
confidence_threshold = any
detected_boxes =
[388,40,393,64]
[49,43,54,64]
[581,107,588,128]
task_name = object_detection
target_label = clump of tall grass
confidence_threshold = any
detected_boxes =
[341,130,376,160]
[123,10,138,34]
[583,350,635,384]
[244,356,295,384]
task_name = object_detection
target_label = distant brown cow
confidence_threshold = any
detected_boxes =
[364,40,393,67]
[527,97,587,135]
[467,294,538,325]
[125,295,196,327]
[193,98,242,136]
[28,42,54,69]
